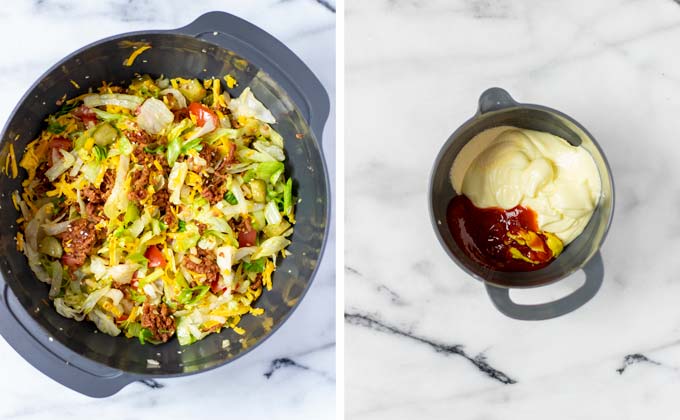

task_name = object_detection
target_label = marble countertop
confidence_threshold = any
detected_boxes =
[0,0,335,419]
[346,0,680,418]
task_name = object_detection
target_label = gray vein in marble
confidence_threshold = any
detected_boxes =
[261,341,335,381]
[287,341,336,359]
[345,312,516,384]
[264,355,335,382]
[383,0,508,15]
[137,378,164,389]
[313,0,336,13]
[278,0,335,13]
[346,266,406,306]
[264,357,311,378]
[616,353,661,374]
[466,0,513,19]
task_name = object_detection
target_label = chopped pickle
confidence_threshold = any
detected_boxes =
[93,123,118,146]
[178,78,206,102]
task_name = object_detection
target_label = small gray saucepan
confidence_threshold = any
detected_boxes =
[0,12,330,397]
[429,87,614,321]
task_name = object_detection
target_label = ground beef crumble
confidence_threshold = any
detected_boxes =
[183,248,220,284]
[81,169,115,220]
[141,303,176,343]
[125,129,153,145]
[58,218,97,268]
[201,173,228,205]
[128,166,150,201]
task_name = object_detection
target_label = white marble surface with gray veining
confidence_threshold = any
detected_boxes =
[0,0,336,419]
[346,0,680,418]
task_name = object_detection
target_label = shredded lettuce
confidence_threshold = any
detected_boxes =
[45,149,76,181]
[81,160,101,184]
[84,93,143,109]
[284,178,293,216]
[230,184,248,215]
[205,128,241,144]
[54,297,85,321]
[255,161,284,184]
[228,87,276,124]
[107,263,140,284]
[234,246,257,261]
[186,118,215,143]
[177,285,210,306]
[92,108,123,121]
[137,98,174,135]
[215,245,235,279]
[160,88,187,109]
[263,220,291,238]
[82,286,110,315]
[172,225,201,253]
[103,154,129,220]
[253,139,284,161]
[251,236,291,260]
[168,161,188,205]
[243,258,265,273]
[47,260,63,298]
[176,309,209,345]
[118,135,133,156]
[264,201,282,225]
[88,309,121,336]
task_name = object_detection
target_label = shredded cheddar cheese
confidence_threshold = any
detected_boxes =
[224,74,237,89]
[123,45,152,67]
[15,232,24,252]
[263,261,275,291]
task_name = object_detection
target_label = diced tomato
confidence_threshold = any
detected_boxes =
[117,313,129,322]
[144,245,167,268]
[188,102,218,128]
[48,137,72,166]
[61,254,81,268]
[73,105,98,127]
[210,278,225,294]
[238,218,257,247]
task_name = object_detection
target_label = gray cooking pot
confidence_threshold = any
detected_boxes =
[0,12,330,397]
[429,88,614,320]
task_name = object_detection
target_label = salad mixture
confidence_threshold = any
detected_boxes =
[13,74,295,345]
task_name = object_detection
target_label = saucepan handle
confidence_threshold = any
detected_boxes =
[0,284,137,397]
[484,252,604,320]
[175,11,330,143]
[477,87,518,114]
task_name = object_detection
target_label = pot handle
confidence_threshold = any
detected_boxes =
[478,87,518,114]
[0,285,137,397]
[175,11,330,143]
[484,252,604,320]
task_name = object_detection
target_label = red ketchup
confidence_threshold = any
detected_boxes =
[446,195,558,272]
